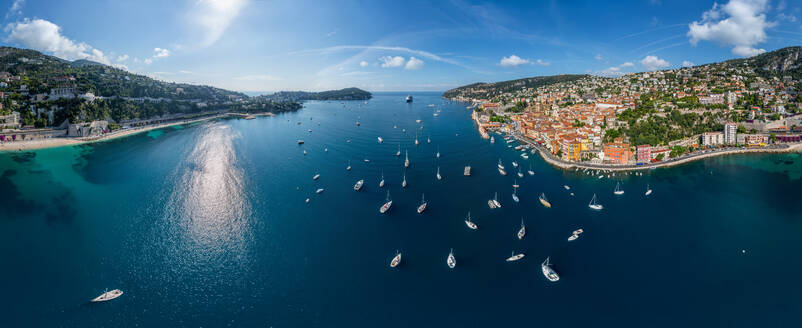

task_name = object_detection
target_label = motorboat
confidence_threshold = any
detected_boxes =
[447,249,456,269]
[390,251,402,268]
[354,179,364,191]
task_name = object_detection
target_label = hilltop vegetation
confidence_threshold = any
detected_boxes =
[259,87,372,102]
[442,74,590,100]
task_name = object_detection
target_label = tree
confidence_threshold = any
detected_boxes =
[656,153,665,161]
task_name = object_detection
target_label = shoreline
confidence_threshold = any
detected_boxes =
[0,112,260,152]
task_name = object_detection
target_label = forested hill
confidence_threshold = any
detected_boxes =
[442,74,589,100]
[259,88,372,102]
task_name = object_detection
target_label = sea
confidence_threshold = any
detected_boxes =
[1,92,801,327]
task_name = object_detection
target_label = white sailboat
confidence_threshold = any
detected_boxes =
[91,289,123,302]
[512,161,518,168]
[417,193,427,214]
[312,173,320,180]
[588,193,603,210]
[512,187,519,203]
[614,182,625,195]
[447,249,456,269]
[645,184,653,196]
[490,136,495,143]
[517,168,524,178]
[390,251,402,268]
[436,166,442,180]
[517,219,526,240]
[402,172,407,188]
[316,188,324,194]
[512,179,520,188]
[377,136,383,143]
[415,132,419,146]
[396,144,401,156]
[427,134,431,144]
[464,212,478,230]
[404,150,410,168]
[497,158,505,170]
[346,161,351,171]
[539,193,551,208]
[506,251,525,262]
[379,171,385,188]
[464,165,471,176]
[528,164,535,176]
[564,185,570,190]
[380,191,392,214]
[493,192,502,208]
[436,146,440,158]
[541,257,560,282]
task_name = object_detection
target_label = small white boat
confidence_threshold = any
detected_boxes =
[568,229,584,241]
[316,188,324,194]
[645,184,653,196]
[564,185,570,190]
[308,129,312,133]
[588,193,603,210]
[506,251,525,262]
[312,173,320,180]
[517,168,524,178]
[490,136,495,143]
[379,171,385,188]
[614,182,625,195]
[390,251,402,268]
[404,150,410,168]
[464,165,471,176]
[521,154,529,159]
[512,161,518,168]
[305,198,310,203]
[354,179,364,191]
[512,179,520,188]
[364,158,370,163]
[297,140,304,144]
[447,249,456,269]
[396,144,401,157]
[402,173,407,188]
[436,146,440,158]
[539,193,551,208]
[303,150,307,155]
[497,159,505,170]
[415,119,422,124]
[498,167,507,176]
[436,166,442,180]
[417,193,428,214]
[380,191,392,214]
[542,257,560,282]
[512,188,519,203]
[346,161,351,171]
[517,219,526,240]
[427,135,431,144]
[464,212,478,230]
[415,132,419,146]
[528,164,534,176]
[377,137,384,143]
[91,289,123,302]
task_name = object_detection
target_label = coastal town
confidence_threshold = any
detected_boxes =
[448,47,802,169]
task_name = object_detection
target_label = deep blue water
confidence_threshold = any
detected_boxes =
[1,92,802,327]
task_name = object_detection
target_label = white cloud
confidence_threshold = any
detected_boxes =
[380,56,405,68]
[144,58,153,65]
[405,56,424,70]
[687,0,774,57]
[597,62,635,77]
[359,60,368,67]
[153,48,170,58]
[116,54,129,62]
[535,59,550,66]
[682,60,695,67]
[640,55,670,71]
[178,70,194,74]
[5,18,111,65]
[594,54,604,61]
[190,0,247,47]
[499,55,530,67]
[6,0,24,18]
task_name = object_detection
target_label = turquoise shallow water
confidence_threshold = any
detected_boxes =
[1,92,802,327]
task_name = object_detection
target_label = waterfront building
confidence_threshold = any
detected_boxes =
[636,145,651,164]
[701,132,724,146]
[724,122,737,145]
[603,137,632,165]
[568,141,582,162]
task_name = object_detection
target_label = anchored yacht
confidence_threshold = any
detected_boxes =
[568,229,584,241]
[354,179,364,191]
[417,194,427,214]
[539,193,551,208]
[464,212,478,230]
[380,191,392,214]
[517,219,526,240]
[588,194,603,210]
[91,289,123,302]
[645,184,653,196]
[390,251,402,268]
[614,182,624,195]
[506,251,525,262]
[447,249,456,269]
[541,257,560,282]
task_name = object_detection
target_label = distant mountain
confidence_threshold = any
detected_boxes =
[69,59,106,68]
[443,74,589,100]
[260,87,372,102]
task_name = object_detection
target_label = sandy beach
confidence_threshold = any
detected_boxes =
[0,113,233,152]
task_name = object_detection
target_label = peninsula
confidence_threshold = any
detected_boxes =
[449,47,802,170]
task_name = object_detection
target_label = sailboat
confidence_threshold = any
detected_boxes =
[541,257,560,282]
[464,165,471,176]
[512,161,518,168]
[380,191,392,214]
[506,251,525,262]
[91,289,124,302]
[464,212,478,230]
[498,166,507,176]
[316,188,324,194]
[512,187,519,203]
[377,136,383,143]
[396,144,401,156]
[614,182,625,195]
[493,192,502,208]
[417,194,427,214]
[379,171,385,188]
[415,132,419,146]
[436,166,442,180]
[312,173,320,180]
[645,184,653,196]
[588,193,603,210]
[497,158,505,170]
[346,161,351,171]
[528,164,535,176]
[517,167,524,178]
[447,249,456,269]
[512,179,519,188]
[427,134,431,144]
[564,185,570,190]
[402,172,407,188]
[354,179,364,191]
[539,193,551,208]
[517,219,526,240]
[404,150,410,168]
[436,146,440,158]
[390,251,402,268]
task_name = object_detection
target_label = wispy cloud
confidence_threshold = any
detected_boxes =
[6,0,24,18]
[189,0,247,47]
[405,56,424,70]
[596,62,634,77]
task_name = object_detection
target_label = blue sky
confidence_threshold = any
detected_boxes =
[2,0,801,92]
